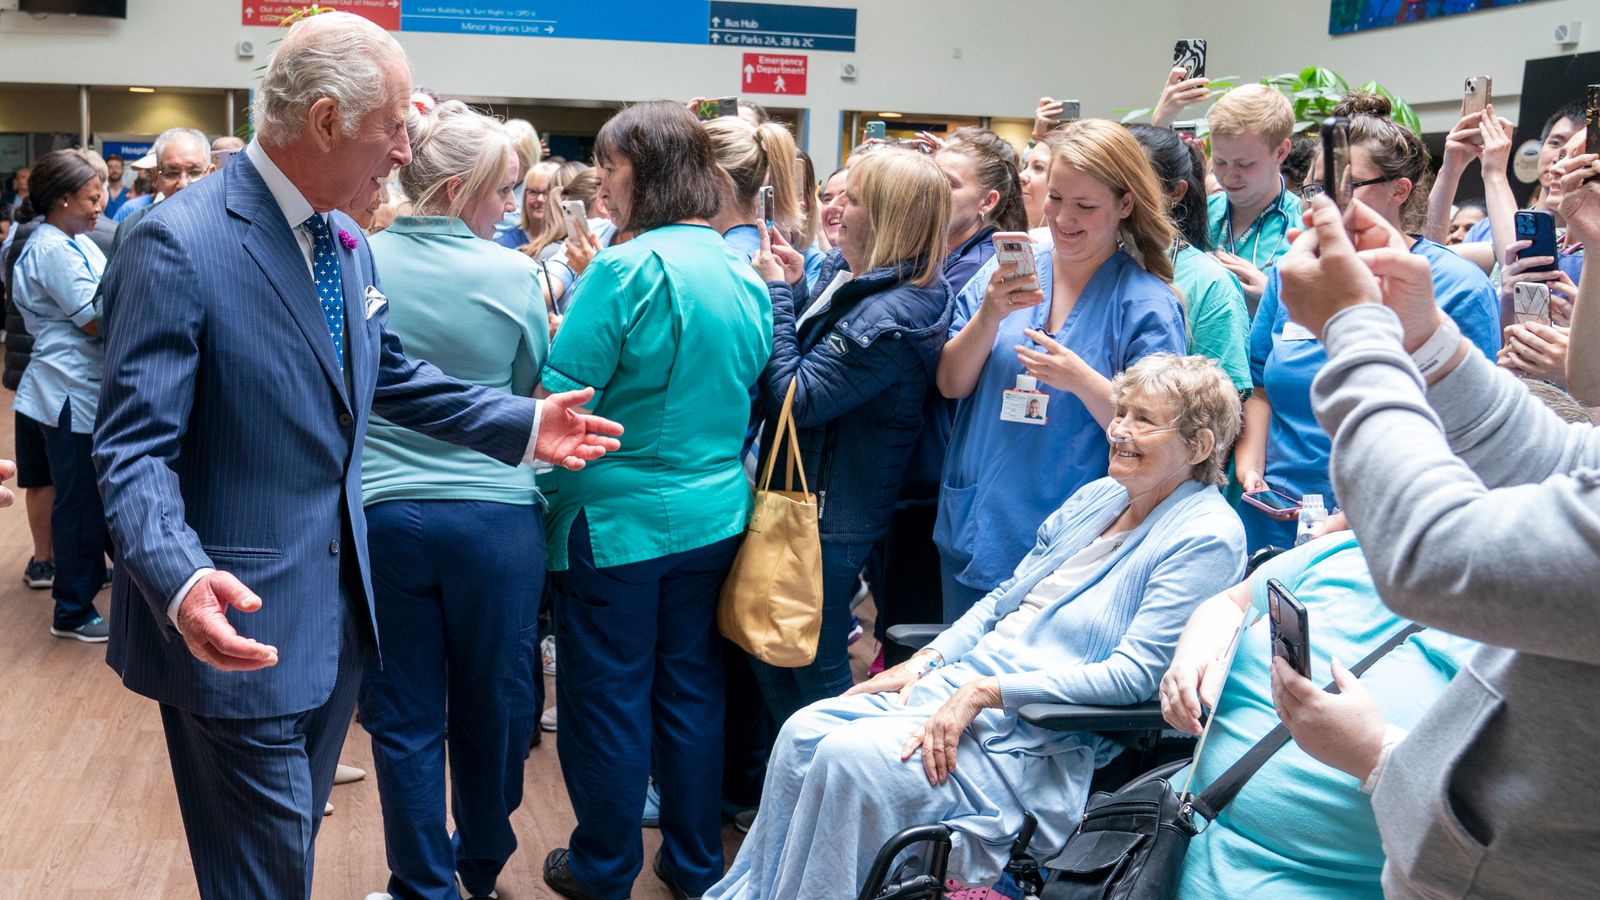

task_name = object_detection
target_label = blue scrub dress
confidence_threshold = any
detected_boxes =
[1242,236,1500,549]
[933,246,1186,620]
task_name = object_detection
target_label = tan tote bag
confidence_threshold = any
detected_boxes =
[718,378,824,667]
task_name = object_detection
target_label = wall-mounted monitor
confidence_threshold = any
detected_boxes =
[17,0,127,18]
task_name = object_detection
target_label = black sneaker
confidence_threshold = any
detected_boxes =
[23,558,54,589]
[51,615,110,643]
[542,848,606,900]
[653,849,702,900]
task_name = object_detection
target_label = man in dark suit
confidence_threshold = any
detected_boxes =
[93,13,622,899]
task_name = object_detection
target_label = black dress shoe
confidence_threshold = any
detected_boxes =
[543,848,607,900]
[653,849,701,900]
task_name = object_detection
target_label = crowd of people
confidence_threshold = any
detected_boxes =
[1,9,1597,900]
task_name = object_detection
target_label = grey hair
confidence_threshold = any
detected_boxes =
[251,11,407,147]
[1109,353,1243,487]
[398,100,516,222]
[152,128,210,165]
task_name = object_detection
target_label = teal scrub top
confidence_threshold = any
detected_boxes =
[1174,244,1250,392]
[1207,184,1302,274]
[539,223,773,570]
[361,216,548,507]
[1175,534,1480,899]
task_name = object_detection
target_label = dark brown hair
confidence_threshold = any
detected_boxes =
[593,100,722,233]
[1336,91,1434,234]
[939,126,1027,233]
[18,149,98,221]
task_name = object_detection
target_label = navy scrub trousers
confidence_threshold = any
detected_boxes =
[38,403,109,630]
[552,511,741,899]
[358,499,544,900]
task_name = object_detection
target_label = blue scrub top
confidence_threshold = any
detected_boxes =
[1243,236,1500,549]
[934,247,1187,593]
[493,225,529,250]
[723,223,761,263]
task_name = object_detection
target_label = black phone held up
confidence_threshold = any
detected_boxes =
[1586,84,1598,158]
[1267,578,1311,679]
[1320,116,1352,211]
[1174,38,1206,79]
[1515,210,1558,273]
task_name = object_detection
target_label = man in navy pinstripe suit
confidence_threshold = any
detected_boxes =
[92,14,622,899]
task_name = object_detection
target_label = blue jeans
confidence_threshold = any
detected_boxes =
[552,512,740,899]
[38,404,109,630]
[358,500,544,900]
[751,540,870,729]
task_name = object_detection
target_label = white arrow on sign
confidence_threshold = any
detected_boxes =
[245,6,254,18]
[711,15,721,26]
[711,32,720,42]
[744,63,754,83]
[545,25,554,33]
[387,0,397,7]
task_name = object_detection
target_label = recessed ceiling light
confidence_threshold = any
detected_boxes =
[128,86,155,93]
[876,111,903,118]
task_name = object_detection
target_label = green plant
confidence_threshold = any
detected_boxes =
[1118,66,1422,139]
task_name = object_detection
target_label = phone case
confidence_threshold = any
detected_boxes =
[865,122,887,141]
[1060,100,1081,120]
[1174,38,1206,79]
[1515,211,1559,273]
[1587,84,1599,156]
[1242,489,1302,521]
[1461,76,1491,117]
[1513,282,1552,326]
[1268,580,1311,679]
[990,233,1038,281]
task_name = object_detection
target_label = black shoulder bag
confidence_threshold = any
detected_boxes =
[1042,622,1423,900]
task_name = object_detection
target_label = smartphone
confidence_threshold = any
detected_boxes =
[1586,84,1599,157]
[865,120,887,141]
[1513,282,1552,326]
[1242,487,1302,521]
[213,148,238,170]
[1173,122,1198,140]
[757,185,775,226]
[561,199,589,238]
[990,232,1039,282]
[695,96,738,121]
[1514,210,1558,273]
[1321,116,1353,211]
[1059,99,1081,121]
[1174,39,1206,79]
[1266,578,1311,679]
[1460,76,1491,118]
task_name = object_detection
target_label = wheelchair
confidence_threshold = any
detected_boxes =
[857,546,1284,900]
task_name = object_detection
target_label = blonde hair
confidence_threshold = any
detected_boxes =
[1109,353,1242,487]
[519,160,559,232]
[703,116,801,234]
[399,100,516,223]
[503,118,542,174]
[1050,119,1176,283]
[847,149,951,288]
[524,162,591,257]
[1207,84,1295,146]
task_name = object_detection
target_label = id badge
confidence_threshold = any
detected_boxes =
[1280,321,1317,342]
[1000,374,1049,425]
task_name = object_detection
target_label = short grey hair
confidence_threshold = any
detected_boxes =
[152,128,209,166]
[251,11,408,147]
[1109,353,1243,487]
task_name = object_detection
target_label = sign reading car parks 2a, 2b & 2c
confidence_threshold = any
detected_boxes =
[243,0,857,52]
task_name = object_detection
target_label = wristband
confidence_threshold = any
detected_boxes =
[910,651,943,677]
[1409,316,1462,379]
[1360,724,1409,795]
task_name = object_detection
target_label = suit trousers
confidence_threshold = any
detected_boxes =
[159,606,365,899]
[358,499,543,900]
[552,512,740,899]
[38,404,109,630]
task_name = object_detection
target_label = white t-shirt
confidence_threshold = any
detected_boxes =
[988,527,1132,644]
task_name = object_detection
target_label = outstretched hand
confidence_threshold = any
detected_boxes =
[176,571,279,671]
[534,387,624,471]
[0,457,14,509]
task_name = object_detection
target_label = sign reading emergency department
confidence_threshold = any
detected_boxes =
[741,53,807,95]
[241,0,857,53]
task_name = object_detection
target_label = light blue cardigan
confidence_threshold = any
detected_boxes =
[926,477,1246,754]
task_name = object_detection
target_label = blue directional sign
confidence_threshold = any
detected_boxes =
[400,0,711,44]
[708,2,856,52]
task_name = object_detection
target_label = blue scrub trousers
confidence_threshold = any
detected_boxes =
[939,556,990,625]
[358,499,544,900]
[552,512,740,899]
[38,404,109,630]
[751,539,870,728]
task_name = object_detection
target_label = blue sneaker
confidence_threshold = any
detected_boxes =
[642,779,661,828]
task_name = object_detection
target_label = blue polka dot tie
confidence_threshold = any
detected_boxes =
[302,214,346,368]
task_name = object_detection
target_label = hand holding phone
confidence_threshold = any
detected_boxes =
[1173,38,1207,79]
[1267,579,1311,679]
[1243,488,1302,521]
[1513,282,1553,326]
[1514,210,1558,273]
[561,200,589,240]
[1586,84,1599,162]
[757,185,775,226]
[990,232,1039,282]
[1460,76,1492,145]
[1318,117,1353,211]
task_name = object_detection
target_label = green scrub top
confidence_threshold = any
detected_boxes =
[539,223,773,570]
[1206,183,1302,273]
[1174,244,1251,392]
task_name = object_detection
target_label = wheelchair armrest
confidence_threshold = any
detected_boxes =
[1017,700,1167,733]
[884,623,944,650]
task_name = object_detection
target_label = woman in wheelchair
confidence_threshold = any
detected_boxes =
[1159,532,1479,898]
[705,354,1247,898]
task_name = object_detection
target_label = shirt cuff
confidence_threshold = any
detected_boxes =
[1359,724,1409,795]
[168,567,216,627]
[520,397,546,466]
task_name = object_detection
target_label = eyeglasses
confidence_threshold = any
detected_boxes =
[157,167,207,181]
[1298,174,1395,201]
[1106,413,1181,444]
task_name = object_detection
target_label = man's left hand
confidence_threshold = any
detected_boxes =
[900,677,1000,786]
[534,387,623,471]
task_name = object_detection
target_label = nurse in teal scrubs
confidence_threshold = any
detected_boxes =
[934,120,1186,622]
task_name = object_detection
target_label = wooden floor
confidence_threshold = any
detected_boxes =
[0,395,881,899]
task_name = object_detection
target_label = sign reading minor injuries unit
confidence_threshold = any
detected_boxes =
[742,53,807,95]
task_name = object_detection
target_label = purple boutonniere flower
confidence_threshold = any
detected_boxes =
[338,228,358,251]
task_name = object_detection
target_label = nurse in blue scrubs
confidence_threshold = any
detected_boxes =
[1235,106,1501,550]
[934,120,1187,621]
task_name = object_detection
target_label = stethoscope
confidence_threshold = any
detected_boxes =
[1223,179,1292,270]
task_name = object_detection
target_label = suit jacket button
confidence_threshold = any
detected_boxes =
[338,412,353,427]
[329,540,340,555]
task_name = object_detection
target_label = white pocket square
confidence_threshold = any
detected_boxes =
[364,286,387,319]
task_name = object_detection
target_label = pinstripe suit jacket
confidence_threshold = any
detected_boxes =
[94,154,538,719]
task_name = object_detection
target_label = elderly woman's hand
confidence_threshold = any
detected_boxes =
[1160,644,1231,735]
[900,677,1001,786]
[844,650,939,704]
[1271,656,1389,782]
[1017,328,1093,393]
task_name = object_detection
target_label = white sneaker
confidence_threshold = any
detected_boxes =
[540,635,557,675]
[540,705,557,732]
[334,763,365,784]
[363,893,393,900]
[323,800,333,816]
[457,871,499,899]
